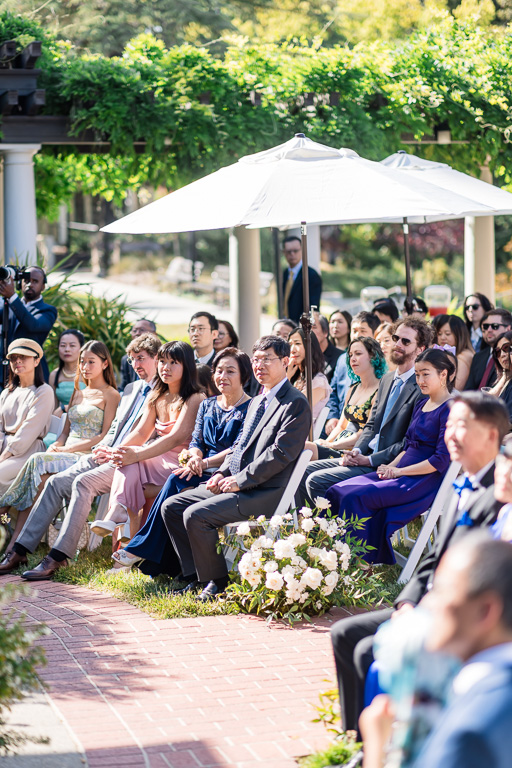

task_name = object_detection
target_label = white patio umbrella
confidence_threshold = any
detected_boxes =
[102,135,512,421]
[380,150,512,298]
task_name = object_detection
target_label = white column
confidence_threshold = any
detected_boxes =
[464,163,495,303]
[230,227,261,352]
[0,144,41,264]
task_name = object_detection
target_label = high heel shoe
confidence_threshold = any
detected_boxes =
[116,520,131,543]
[89,520,119,537]
[112,550,142,569]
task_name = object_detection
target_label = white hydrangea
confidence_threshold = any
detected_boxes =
[264,560,278,572]
[288,533,307,548]
[300,567,323,590]
[318,549,338,571]
[314,497,331,510]
[265,571,284,590]
[236,521,251,536]
[299,506,313,518]
[269,514,285,529]
[301,517,315,533]
[273,539,296,560]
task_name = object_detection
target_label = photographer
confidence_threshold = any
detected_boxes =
[0,266,57,383]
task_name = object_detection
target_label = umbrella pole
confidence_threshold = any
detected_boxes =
[299,221,314,440]
[272,227,284,317]
[402,216,413,302]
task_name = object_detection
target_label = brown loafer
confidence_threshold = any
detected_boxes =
[0,550,28,575]
[21,554,68,581]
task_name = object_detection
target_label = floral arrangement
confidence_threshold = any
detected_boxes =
[178,449,193,467]
[225,498,386,624]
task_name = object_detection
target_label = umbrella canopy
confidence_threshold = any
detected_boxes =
[102,135,502,235]
[380,152,512,221]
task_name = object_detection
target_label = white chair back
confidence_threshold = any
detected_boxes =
[313,407,329,440]
[48,413,67,438]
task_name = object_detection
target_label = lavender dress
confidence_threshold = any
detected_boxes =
[325,398,451,564]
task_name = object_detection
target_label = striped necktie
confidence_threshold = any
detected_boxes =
[229,398,266,475]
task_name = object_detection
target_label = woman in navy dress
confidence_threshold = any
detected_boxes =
[325,348,455,564]
[110,347,252,574]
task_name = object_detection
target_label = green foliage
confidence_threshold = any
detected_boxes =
[299,730,362,768]
[0,584,48,754]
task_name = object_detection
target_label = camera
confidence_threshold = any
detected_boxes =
[0,266,32,287]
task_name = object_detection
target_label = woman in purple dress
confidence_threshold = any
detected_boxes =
[325,348,455,564]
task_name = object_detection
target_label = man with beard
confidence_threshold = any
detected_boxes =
[298,317,431,506]
[0,266,57,382]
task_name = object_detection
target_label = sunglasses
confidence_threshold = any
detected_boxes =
[465,303,481,311]
[497,344,512,356]
[391,334,413,346]
[482,323,507,331]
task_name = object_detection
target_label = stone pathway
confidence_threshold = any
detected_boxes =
[4,576,350,768]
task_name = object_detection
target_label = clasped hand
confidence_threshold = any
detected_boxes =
[341,451,371,467]
[377,464,399,479]
[173,455,204,480]
[47,443,67,453]
[109,445,138,468]
[206,472,240,494]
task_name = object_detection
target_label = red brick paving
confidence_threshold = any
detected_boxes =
[5,575,353,767]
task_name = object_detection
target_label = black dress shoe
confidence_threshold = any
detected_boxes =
[197,580,226,602]
[22,554,68,581]
[170,579,201,595]
[0,550,28,575]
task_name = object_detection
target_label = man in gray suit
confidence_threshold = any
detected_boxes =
[0,333,161,578]
[298,317,432,506]
[161,335,311,602]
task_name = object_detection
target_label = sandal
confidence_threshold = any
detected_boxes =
[112,550,142,568]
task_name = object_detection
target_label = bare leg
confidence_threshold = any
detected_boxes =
[305,441,319,462]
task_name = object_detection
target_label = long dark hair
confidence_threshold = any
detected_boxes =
[55,329,85,387]
[148,341,201,408]
[75,340,117,392]
[328,309,352,349]
[492,330,512,378]
[415,347,457,393]
[8,356,45,392]
[287,327,325,387]
[463,293,493,330]
[434,314,473,355]
[217,320,239,348]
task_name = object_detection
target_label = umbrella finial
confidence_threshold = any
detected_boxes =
[295,133,306,138]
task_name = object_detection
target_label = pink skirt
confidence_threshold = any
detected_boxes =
[110,449,181,513]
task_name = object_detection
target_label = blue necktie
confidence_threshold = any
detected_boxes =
[229,398,266,475]
[114,384,151,446]
[453,475,476,527]
[381,377,404,426]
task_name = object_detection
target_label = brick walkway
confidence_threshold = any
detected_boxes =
[5,575,350,768]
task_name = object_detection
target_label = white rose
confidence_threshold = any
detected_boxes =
[316,601,323,610]
[308,546,322,559]
[283,513,293,521]
[340,554,350,572]
[326,521,338,538]
[288,533,307,548]
[291,555,308,570]
[273,539,296,560]
[265,571,284,590]
[299,506,313,518]
[314,497,331,510]
[301,518,315,533]
[264,560,278,572]
[253,535,274,549]
[315,517,329,532]
[257,515,266,523]
[325,572,339,588]
[322,584,335,596]
[299,594,308,603]
[236,521,251,536]
[281,564,297,580]
[246,572,262,587]
[269,515,284,529]
[319,550,338,571]
[300,567,323,590]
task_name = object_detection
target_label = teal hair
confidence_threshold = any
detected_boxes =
[347,336,388,384]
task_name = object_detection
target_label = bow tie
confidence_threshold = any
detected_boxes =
[453,475,475,496]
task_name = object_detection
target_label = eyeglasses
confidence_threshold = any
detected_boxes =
[497,344,512,356]
[465,303,481,311]
[188,326,210,334]
[251,355,282,367]
[482,323,507,331]
[391,334,413,346]
[128,355,148,367]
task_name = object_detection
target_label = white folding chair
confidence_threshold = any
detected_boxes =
[47,413,67,439]
[313,406,329,440]
[395,461,461,584]
[223,449,313,570]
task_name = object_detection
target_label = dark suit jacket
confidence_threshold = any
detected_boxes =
[120,354,138,392]
[397,464,501,606]
[218,379,311,515]
[194,349,216,369]
[355,371,422,466]
[283,266,322,323]
[7,295,58,381]
[464,347,497,390]
[415,662,512,768]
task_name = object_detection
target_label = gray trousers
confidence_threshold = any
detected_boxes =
[161,485,278,583]
[297,458,373,507]
[17,455,114,559]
